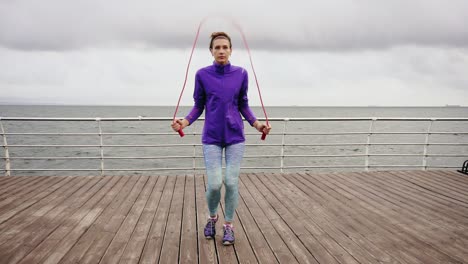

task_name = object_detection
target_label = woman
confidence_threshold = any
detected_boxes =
[171,32,271,245]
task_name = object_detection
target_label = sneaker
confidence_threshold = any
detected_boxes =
[222,224,235,245]
[204,215,218,239]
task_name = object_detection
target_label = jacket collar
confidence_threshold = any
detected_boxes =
[212,61,231,74]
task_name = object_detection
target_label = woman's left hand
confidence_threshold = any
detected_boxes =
[253,121,272,134]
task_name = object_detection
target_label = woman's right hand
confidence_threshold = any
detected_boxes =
[171,119,189,132]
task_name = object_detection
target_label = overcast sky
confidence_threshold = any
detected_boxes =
[1,0,467,106]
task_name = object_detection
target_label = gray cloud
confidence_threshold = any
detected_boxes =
[1,0,467,51]
[2,45,467,106]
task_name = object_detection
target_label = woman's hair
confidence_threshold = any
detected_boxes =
[209,32,232,49]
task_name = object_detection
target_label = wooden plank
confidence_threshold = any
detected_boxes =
[238,175,299,263]
[0,176,46,199]
[314,171,453,262]
[256,173,350,264]
[158,175,186,263]
[119,176,168,264]
[0,176,77,263]
[139,176,177,264]
[414,171,468,193]
[15,176,115,264]
[272,172,398,264]
[357,171,468,231]
[235,174,278,264]
[340,171,468,262]
[222,185,259,263]
[0,176,32,194]
[38,176,133,264]
[98,175,158,263]
[0,176,92,243]
[195,174,217,264]
[0,176,67,223]
[244,173,320,264]
[0,175,17,188]
[19,176,129,264]
[429,171,468,188]
[392,171,468,205]
[283,173,427,264]
[179,175,198,264]
[384,171,468,216]
[78,176,151,264]
[445,170,468,182]
[310,171,463,263]
[57,175,146,263]
[0,177,74,260]
[215,175,238,264]
[358,171,468,260]
[57,176,141,263]
[0,174,17,183]
[268,172,399,264]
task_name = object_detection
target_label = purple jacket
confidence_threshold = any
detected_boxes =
[185,61,257,146]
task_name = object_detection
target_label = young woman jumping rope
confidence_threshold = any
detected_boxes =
[171,32,271,245]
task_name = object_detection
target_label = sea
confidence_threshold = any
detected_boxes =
[1,105,467,176]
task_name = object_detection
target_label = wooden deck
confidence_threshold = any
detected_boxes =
[0,170,467,264]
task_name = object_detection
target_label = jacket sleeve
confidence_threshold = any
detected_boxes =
[238,69,257,126]
[185,71,205,125]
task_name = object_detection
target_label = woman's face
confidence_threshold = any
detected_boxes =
[210,38,231,65]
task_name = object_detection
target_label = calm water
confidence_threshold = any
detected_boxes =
[1,105,467,176]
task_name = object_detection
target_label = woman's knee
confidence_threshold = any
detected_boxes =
[224,181,238,192]
[207,182,222,193]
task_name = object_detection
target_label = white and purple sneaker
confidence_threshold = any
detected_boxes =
[204,215,218,239]
[222,224,235,245]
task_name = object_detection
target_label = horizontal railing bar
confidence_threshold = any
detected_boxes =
[283,143,468,146]
[3,154,467,160]
[5,168,205,171]
[5,142,468,148]
[282,165,428,169]
[5,131,468,136]
[8,169,101,171]
[2,117,468,122]
[370,143,468,146]
[6,166,283,172]
[271,132,468,135]
[4,155,278,160]
[4,144,203,147]
[2,165,462,172]
[281,165,461,169]
[282,165,371,169]
[283,154,402,157]
[4,132,179,136]
[7,157,101,160]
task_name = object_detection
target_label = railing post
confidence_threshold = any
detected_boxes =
[422,119,434,170]
[280,118,288,173]
[0,120,11,176]
[97,118,104,176]
[365,118,376,172]
[193,132,196,175]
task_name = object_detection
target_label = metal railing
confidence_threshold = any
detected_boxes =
[1,117,467,176]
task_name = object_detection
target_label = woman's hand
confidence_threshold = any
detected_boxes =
[171,119,189,132]
[253,120,272,134]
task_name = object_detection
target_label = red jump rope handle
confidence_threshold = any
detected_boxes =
[261,132,267,140]
[178,129,185,137]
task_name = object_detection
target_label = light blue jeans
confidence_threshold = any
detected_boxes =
[203,142,245,222]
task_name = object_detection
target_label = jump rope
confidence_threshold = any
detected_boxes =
[172,18,269,140]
